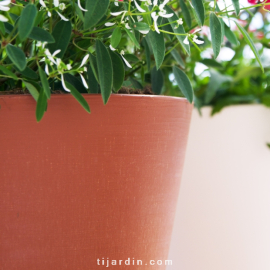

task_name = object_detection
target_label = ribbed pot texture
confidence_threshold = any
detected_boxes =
[0,94,193,269]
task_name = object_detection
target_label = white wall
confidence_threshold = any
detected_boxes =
[168,105,270,270]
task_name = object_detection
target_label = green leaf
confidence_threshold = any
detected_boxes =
[151,66,164,95]
[219,18,225,44]
[18,4,37,41]
[38,66,51,99]
[84,0,109,29]
[165,6,190,55]
[0,65,18,80]
[171,49,185,69]
[148,30,165,70]
[173,66,193,103]
[34,10,45,26]
[232,0,240,15]
[87,65,99,93]
[224,23,238,45]
[65,82,90,113]
[36,89,47,122]
[109,50,125,92]
[6,44,26,71]
[75,3,84,22]
[0,21,5,34]
[191,0,205,25]
[142,38,151,72]
[235,21,264,72]
[130,22,150,31]
[64,73,88,93]
[262,94,270,108]
[210,13,222,59]
[130,77,143,90]
[179,0,192,28]
[204,69,232,103]
[111,27,122,49]
[89,54,99,83]
[24,81,39,101]
[124,29,140,49]
[47,21,72,58]
[200,59,223,69]
[16,66,38,79]
[96,40,113,104]
[29,27,55,43]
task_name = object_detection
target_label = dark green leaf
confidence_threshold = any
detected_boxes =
[224,23,238,45]
[210,13,222,59]
[65,82,90,113]
[75,3,84,22]
[16,66,38,79]
[84,0,109,29]
[89,54,99,83]
[130,77,143,90]
[19,4,37,41]
[47,21,72,58]
[165,6,190,55]
[200,59,223,69]
[235,21,263,72]
[34,10,45,26]
[109,50,125,92]
[36,89,47,122]
[111,27,122,49]
[142,38,151,72]
[232,0,240,15]
[171,49,185,68]
[96,40,113,104]
[151,66,164,95]
[6,44,26,71]
[125,28,140,49]
[0,21,5,34]
[179,0,192,28]
[4,22,14,34]
[0,65,18,80]
[148,30,165,70]
[173,66,193,103]
[24,81,39,101]
[191,0,205,25]
[38,66,51,99]
[64,73,88,93]
[87,65,99,93]
[124,54,140,63]
[29,27,55,43]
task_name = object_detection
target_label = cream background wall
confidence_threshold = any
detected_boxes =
[167,105,270,270]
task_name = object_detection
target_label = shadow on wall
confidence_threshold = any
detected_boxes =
[168,105,270,270]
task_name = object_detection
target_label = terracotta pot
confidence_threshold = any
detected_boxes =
[0,94,192,269]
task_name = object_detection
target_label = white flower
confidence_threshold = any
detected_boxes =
[120,50,132,68]
[183,35,189,45]
[0,0,11,21]
[109,45,116,51]
[79,72,88,89]
[0,0,11,11]
[61,74,70,92]
[79,54,89,68]
[59,3,66,10]
[110,10,126,16]
[78,0,87,12]
[174,18,183,29]
[39,0,68,20]
[66,63,72,70]
[134,0,146,12]
[151,0,173,34]
[193,35,204,44]
[105,22,116,27]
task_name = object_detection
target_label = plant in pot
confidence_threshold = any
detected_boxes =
[0,0,265,269]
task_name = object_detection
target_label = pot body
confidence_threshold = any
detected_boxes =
[0,94,192,269]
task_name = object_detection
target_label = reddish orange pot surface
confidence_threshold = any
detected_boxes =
[0,94,192,269]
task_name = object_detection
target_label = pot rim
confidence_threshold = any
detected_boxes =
[0,93,189,101]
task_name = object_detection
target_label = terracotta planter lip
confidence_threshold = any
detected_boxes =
[0,93,188,102]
